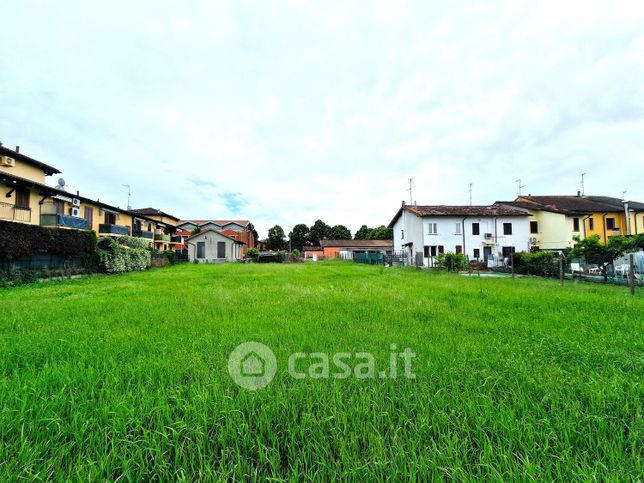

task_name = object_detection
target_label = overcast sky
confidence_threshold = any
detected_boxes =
[1,1,643,237]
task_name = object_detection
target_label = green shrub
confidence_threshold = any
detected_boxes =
[513,251,558,277]
[0,220,97,261]
[274,251,286,263]
[96,237,151,274]
[0,266,39,288]
[245,248,260,260]
[436,252,467,271]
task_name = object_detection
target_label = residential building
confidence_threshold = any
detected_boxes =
[0,144,170,246]
[178,220,256,255]
[186,229,244,262]
[388,203,531,267]
[319,240,393,258]
[130,208,182,252]
[505,195,644,246]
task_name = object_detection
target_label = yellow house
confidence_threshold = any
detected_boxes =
[0,144,163,246]
[501,195,644,248]
[0,144,61,225]
[130,208,181,251]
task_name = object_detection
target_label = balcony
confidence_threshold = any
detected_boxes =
[155,233,171,242]
[133,229,154,239]
[41,213,90,230]
[0,201,31,223]
[99,224,130,236]
[171,236,183,243]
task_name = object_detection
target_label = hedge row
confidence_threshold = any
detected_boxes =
[0,220,97,260]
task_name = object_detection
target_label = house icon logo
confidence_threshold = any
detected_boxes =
[228,342,277,390]
[241,351,266,377]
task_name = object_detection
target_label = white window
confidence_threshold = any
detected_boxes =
[455,223,461,234]
[427,223,438,235]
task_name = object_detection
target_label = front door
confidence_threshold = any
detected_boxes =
[483,246,492,261]
[217,241,226,259]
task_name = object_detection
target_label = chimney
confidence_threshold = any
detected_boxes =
[402,200,405,206]
[76,190,80,196]
[577,191,581,197]
[15,146,19,153]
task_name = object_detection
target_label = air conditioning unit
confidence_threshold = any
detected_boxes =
[529,237,538,244]
[70,207,81,217]
[484,233,493,240]
[72,198,81,207]
[0,156,15,167]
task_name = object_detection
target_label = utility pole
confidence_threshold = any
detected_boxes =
[122,184,132,210]
[580,173,586,196]
[468,183,473,206]
[407,178,414,205]
[515,179,526,197]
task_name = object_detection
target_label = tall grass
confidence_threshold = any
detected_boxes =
[0,262,641,480]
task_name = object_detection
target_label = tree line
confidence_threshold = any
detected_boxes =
[265,220,393,251]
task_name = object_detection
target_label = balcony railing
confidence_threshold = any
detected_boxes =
[41,213,90,230]
[0,201,31,223]
[99,224,130,236]
[155,234,171,242]
[171,236,183,243]
[133,229,154,239]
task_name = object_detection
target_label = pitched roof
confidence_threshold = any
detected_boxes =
[185,228,245,244]
[585,196,644,211]
[0,145,61,176]
[181,219,251,227]
[131,207,180,221]
[320,239,393,248]
[388,204,530,227]
[516,195,630,214]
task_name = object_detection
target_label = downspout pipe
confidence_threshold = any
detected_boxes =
[623,201,631,236]
[602,213,607,243]
[462,217,467,256]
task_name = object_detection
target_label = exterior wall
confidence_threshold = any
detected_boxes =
[392,208,424,263]
[0,187,43,225]
[528,210,581,250]
[0,159,47,184]
[420,216,530,265]
[584,212,627,243]
[187,231,241,262]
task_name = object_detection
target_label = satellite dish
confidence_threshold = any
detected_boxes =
[56,178,67,191]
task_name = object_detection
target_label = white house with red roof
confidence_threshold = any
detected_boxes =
[388,202,531,267]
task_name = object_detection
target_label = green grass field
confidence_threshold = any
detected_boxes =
[1,262,642,480]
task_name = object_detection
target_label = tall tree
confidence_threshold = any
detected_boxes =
[289,224,310,251]
[330,225,352,240]
[369,225,394,240]
[354,225,372,240]
[266,225,286,251]
[310,219,332,245]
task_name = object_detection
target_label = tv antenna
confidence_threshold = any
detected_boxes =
[406,178,413,205]
[123,184,132,210]
[621,190,627,200]
[515,178,526,196]
[467,182,473,206]
[579,172,586,196]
